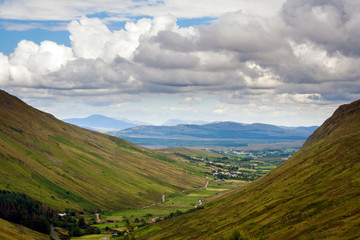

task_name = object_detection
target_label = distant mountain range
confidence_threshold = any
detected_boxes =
[162,119,210,126]
[63,114,148,131]
[114,122,317,139]
[109,122,318,148]
[63,115,317,146]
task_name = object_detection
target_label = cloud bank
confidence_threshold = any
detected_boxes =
[0,0,284,21]
[0,0,359,125]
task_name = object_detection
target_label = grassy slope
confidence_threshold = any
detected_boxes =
[143,99,360,240]
[0,218,49,240]
[0,90,205,211]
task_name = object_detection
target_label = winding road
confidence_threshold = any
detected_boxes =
[96,213,101,223]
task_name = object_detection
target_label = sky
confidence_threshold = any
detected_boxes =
[0,0,359,126]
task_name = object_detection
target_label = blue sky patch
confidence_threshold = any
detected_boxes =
[177,17,218,28]
[0,28,70,54]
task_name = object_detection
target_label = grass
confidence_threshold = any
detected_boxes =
[100,186,227,222]
[135,225,163,238]
[90,222,126,230]
[71,234,111,239]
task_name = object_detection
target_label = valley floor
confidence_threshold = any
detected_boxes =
[71,179,247,240]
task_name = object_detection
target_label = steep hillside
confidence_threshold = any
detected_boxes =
[0,90,205,211]
[143,99,360,239]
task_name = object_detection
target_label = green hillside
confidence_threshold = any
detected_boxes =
[141,99,360,239]
[0,90,205,211]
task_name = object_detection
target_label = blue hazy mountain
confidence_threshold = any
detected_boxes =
[162,119,210,126]
[109,121,318,148]
[63,114,140,131]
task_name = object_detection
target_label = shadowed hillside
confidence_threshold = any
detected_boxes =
[142,99,360,239]
[0,90,205,211]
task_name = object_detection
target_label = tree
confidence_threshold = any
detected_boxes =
[29,215,50,234]
[78,216,86,228]
[72,227,82,237]
[228,230,248,240]
[124,219,135,240]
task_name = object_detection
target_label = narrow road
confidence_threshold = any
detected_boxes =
[50,225,57,240]
[200,180,209,189]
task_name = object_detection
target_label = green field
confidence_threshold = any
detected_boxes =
[86,179,247,239]
[97,181,240,222]
[71,234,112,240]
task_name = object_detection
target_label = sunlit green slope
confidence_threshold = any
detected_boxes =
[0,90,205,211]
[144,99,360,240]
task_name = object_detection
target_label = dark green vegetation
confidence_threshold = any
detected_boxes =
[0,190,53,234]
[0,217,49,240]
[0,90,205,212]
[109,122,317,148]
[0,190,95,239]
[139,99,360,239]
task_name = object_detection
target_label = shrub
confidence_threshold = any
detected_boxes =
[72,227,82,237]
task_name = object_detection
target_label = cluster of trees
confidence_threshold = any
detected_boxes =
[53,211,100,238]
[0,190,54,234]
[227,230,249,240]
[0,190,102,239]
